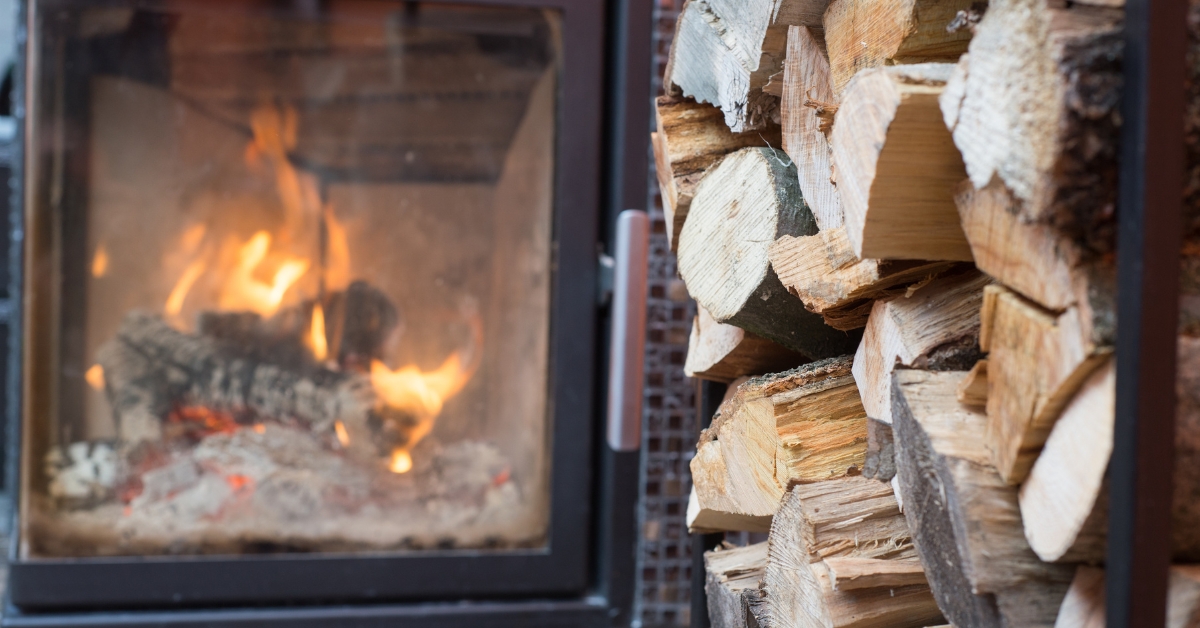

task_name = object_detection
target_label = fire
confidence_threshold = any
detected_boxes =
[389,450,413,474]
[218,231,310,317]
[92,246,109,278]
[372,308,483,473]
[334,420,350,447]
[85,364,105,391]
[310,303,329,361]
[165,259,206,316]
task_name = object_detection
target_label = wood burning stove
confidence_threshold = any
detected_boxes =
[3,0,650,624]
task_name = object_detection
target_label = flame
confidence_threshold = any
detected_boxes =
[92,246,109,278]
[165,259,206,316]
[373,308,483,474]
[310,303,328,361]
[85,364,105,391]
[334,420,350,447]
[323,206,352,292]
[218,231,310,317]
[389,449,413,474]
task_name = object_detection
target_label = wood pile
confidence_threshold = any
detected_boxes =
[657,0,1200,624]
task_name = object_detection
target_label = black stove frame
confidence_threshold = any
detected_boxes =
[0,0,653,624]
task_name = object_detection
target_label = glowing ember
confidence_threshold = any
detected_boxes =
[334,420,350,447]
[218,231,310,317]
[85,364,105,391]
[310,303,328,361]
[253,424,266,434]
[389,449,413,474]
[92,246,109,278]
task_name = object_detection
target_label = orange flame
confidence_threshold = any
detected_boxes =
[85,364,105,391]
[165,259,206,316]
[372,307,483,473]
[92,246,109,278]
[310,303,328,361]
[217,231,310,317]
[334,420,350,447]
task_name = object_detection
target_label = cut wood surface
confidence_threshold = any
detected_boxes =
[1019,358,1112,563]
[653,95,781,251]
[666,0,788,132]
[892,370,1074,628]
[980,284,1108,484]
[756,479,944,628]
[770,226,958,330]
[853,270,988,424]
[1053,565,1200,628]
[940,1,1123,254]
[957,359,987,406]
[677,147,862,358]
[1021,336,1200,564]
[705,541,770,628]
[832,63,973,261]
[824,556,928,591]
[688,357,866,532]
[781,25,842,230]
[823,0,977,94]
[685,306,808,383]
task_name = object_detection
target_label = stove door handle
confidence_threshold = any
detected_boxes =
[607,209,649,452]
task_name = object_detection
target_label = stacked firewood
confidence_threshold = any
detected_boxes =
[659,0,1200,625]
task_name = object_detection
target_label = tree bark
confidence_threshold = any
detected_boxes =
[891,369,1075,628]
[705,541,771,628]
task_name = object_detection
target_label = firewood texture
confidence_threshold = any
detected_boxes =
[652,95,781,251]
[677,147,861,358]
[823,0,977,94]
[666,0,788,132]
[769,226,957,331]
[755,480,943,628]
[781,25,842,229]
[705,542,770,628]
[853,270,988,424]
[686,306,808,383]
[891,370,1075,628]
[688,357,866,532]
[940,0,1123,255]
[832,63,974,261]
[980,284,1108,484]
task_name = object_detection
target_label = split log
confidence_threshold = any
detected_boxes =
[1018,358,1112,563]
[852,269,988,424]
[676,147,862,358]
[940,2,1123,255]
[705,541,770,628]
[781,25,842,230]
[688,356,866,532]
[665,0,788,132]
[823,556,928,591]
[685,306,807,383]
[769,226,958,331]
[823,0,977,94]
[980,284,1108,484]
[652,95,781,250]
[956,359,987,407]
[755,479,944,628]
[1020,336,1200,563]
[1053,565,1200,628]
[831,63,973,261]
[892,369,1075,628]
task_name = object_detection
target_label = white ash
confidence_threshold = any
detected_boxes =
[45,442,116,501]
